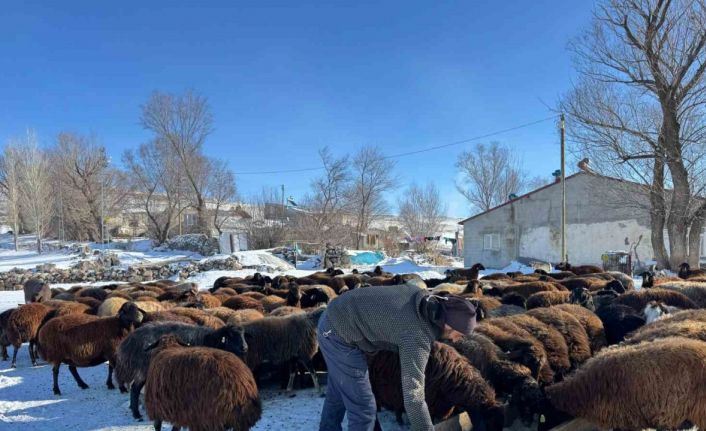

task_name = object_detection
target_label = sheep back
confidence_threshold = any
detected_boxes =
[554,304,607,353]
[527,308,591,368]
[6,303,52,346]
[546,337,706,430]
[526,291,570,309]
[145,342,261,431]
[614,289,697,313]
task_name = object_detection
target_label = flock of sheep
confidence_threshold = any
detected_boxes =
[2,260,706,430]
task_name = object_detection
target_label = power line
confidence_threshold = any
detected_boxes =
[233,114,559,175]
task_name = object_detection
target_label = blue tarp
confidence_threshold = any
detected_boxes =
[349,251,385,265]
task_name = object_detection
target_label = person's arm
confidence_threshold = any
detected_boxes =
[399,335,434,431]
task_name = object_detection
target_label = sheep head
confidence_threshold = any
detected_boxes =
[471,263,486,272]
[206,325,248,358]
[118,302,144,330]
[640,271,655,288]
[569,288,594,311]
[643,301,670,324]
[678,262,691,279]
[606,279,625,294]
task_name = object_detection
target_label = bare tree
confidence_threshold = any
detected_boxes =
[52,132,127,242]
[293,147,352,246]
[0,145,23,251]
[398,182,447,252]
[123,139,187,245]
[140,90,214,236]
[244,188,287,249]
[15,131,53,252]
[456,142,527,213]
[564,0,706,268]
[207,158,238,236]
[347,146,396,249]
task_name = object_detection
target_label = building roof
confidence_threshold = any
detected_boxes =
[458,172,585,225]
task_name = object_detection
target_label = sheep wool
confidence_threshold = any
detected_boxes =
[145,335,261,431]
[546,337,706,430]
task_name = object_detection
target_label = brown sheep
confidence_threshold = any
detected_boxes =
[526,291,570,309]
[6,303,53,367]
[490,281,564,299]
[526,307,592,369]
[144,335,261,431]
[227,309,265,326]
[168,307,225,329]
[195,293,221,309]
[554,263,603,275]
[222,296,266,314]
[213,287,238,296]
[240,291,267,301]
[77,287,109,302]
[37,302,144,395]
[545,337,706,430]
[449,334,542,423]
[268,306,305,317]
[506,314,571,378]
[0,308,13,361]
[659,284,706,308]
[554,304,607,353]
[44,300,93,316]
[481,272,512,280]
[141,311,196,326]
[368,342,504,430]
[678,262,706,279]
[614,288,697,313]
[476,319,553,384]
[448,263,486,280]
[206,306,239,323]
[23,278,51,303]
[624,321,706,345]
[242,307,324,392]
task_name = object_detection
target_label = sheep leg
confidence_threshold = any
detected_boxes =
[10,344,19,368]
[68,365,89,389]
[1,345,7,361]
[286,360,297,392]
[153,419,162,431]
[300,357,321,393]
[28,341,37,366]
[52,363,62,395]
[130,381,145,420]
[106,363,116,390]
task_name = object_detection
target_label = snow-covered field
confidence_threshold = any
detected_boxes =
[0,246,473,430]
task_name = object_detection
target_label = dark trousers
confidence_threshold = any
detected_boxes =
[318,311,377,431]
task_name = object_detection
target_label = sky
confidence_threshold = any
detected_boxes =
[0,1,596,219]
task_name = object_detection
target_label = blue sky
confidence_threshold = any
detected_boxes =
[0,1,595,218]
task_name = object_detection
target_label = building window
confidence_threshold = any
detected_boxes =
[184,213,196,227]
[483,233,500,251]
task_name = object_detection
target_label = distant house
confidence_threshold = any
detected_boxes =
[459,172,705,268]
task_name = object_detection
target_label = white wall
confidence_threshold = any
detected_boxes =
[520,220,653,266]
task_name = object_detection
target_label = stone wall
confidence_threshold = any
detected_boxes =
[0,255,242,291]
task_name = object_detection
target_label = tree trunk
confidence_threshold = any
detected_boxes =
[195,195,210,237]
[687,205,706,267]
[649,156,670,269]
[662,111,691,269]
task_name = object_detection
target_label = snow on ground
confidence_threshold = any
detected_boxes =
[0,353,405,431]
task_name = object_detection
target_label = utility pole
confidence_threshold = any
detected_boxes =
[101,174,105,246]
[560,113,567,263]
